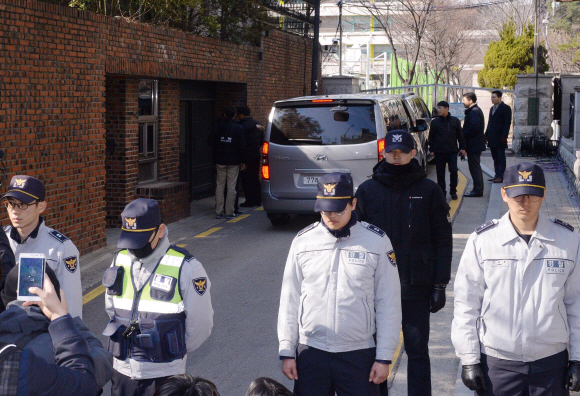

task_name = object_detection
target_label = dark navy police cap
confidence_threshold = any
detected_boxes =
[2,175,46,204]
[384,130,415,154]
[118,198,162,249]
[502,162,545,198]
[314,173,354,213]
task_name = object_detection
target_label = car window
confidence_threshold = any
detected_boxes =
[269,104,377,146]
[413,98,430,118]
[380,99,409,132]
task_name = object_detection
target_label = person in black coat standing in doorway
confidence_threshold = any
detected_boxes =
[429,101,466,200]
[462,92,486,197]
[355,130,453,396]
[485,90,512,183]
[237,106,264,207]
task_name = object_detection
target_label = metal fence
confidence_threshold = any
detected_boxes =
[362,84,516,111]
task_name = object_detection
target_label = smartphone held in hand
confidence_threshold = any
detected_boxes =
[17,253,46,301]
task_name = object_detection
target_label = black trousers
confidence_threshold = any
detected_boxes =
[434,152,458,195]
[477,352,569,396]
[111,370,169,396]
[294,345,381,396]
[490,146,507,179]
[380,298,432,396]
[467,151,484,194]
[241,157,262,206]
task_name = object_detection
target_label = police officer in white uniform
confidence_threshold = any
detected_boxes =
[2,175,82,318]
[103,198,214,396]
[278,173,402,396]
[452,163,580,395]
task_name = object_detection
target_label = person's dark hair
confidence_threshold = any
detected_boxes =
[223,106,236,120]
[245,377,294,396]
[463,92,477,103]
[237,106,251,116]
[153,375,219,396]
[1,264,61,307]
[437,101,449,108]
[491,90,503,98]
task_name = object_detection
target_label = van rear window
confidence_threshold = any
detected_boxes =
[270,105,377,146]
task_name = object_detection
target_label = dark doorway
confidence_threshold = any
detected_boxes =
[179,100,216,198]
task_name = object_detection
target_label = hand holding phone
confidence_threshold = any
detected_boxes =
[17,253,45,302]
[23,275,68,321]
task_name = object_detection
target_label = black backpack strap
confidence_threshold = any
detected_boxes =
[0,330,45,364]
[0,342,18,364]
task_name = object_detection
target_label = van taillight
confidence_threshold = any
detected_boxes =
[261,142,270,180]
[377,139,385,161]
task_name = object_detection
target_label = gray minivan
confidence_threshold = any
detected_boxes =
[260,93,430,225]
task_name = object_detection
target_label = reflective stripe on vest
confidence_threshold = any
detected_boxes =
[107,247,188,363]
[112,249,185,315]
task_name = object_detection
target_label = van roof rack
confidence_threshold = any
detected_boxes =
[401,91,417,99]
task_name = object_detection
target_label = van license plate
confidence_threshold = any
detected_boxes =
[303,177,319,185]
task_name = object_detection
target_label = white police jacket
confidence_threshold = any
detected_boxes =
[278,221,402,361]
[452,212,580,365]
[5,219,83,319]
[104,232,214,380]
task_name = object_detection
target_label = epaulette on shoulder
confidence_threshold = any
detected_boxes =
[360,221,386,237]
[552,218,574,232]
[49,230,69,243]
[171,245,196,261]
[298,222,319,237]
[475,220,498,234]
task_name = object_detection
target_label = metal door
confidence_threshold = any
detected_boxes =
[179,100,216,197]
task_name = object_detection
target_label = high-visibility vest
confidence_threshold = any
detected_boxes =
[104,247,188,363]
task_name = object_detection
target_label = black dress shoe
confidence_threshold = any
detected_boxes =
[240,202,257,208]
[451,194,458,200]
[234,210,242,215]
[487,178,496,182]
[492,178,503,183]
[464,191,483,197]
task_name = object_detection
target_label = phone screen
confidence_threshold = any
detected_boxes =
[19,258,45,297]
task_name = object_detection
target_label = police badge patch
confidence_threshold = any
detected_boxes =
[64,256,78,273]
[193,277,207,296]
[387,250,397,267]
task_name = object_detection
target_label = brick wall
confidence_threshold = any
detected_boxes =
[0,0,108,254]
[157,80,181,183]
[0,0,315,254]
[105,76,139,227]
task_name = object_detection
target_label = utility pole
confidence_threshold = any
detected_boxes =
[366,38,371,90]
[311,0,320,95]
[533,0,539,75]
[338,0,343,76]
[383,52,388,89]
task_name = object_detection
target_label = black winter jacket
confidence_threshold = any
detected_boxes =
[463,104,486,153]
[0,303,113,395]
[428,114,465,154]
[208,118,247,166]
[485,102,512,148]
[354,160,453,299]
[238,116,263,161]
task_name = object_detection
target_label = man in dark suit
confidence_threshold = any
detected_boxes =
[462,92,486,197]
[485,90,512,183]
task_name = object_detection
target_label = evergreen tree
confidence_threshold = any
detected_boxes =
[478,19,549,89]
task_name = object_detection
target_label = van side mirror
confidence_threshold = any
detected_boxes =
[414,119,428,132]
